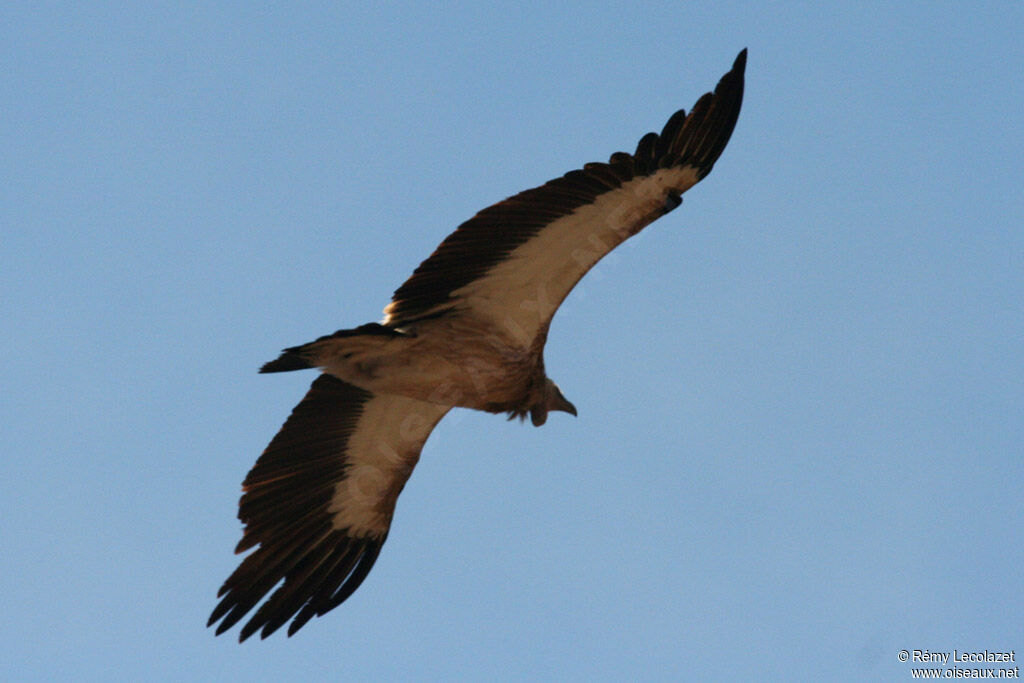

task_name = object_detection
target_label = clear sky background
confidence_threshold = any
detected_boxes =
[3,3,1022,681]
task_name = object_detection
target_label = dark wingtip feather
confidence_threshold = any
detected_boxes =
[734,47,748,72]
[684,47,746,180]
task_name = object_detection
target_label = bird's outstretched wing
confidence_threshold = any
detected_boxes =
[209,375,450,641]
[384,49,746,348]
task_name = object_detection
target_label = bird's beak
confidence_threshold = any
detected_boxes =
[552,388,577,417]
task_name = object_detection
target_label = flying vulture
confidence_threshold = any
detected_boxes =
[210,49,746,641]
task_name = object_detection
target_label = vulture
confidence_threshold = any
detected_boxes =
[210,49,746,641]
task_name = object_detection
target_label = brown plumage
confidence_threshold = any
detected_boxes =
[210,49,746,640]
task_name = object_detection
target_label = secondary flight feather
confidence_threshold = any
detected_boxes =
[210,49,746,641]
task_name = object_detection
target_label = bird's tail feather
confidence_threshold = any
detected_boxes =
[259,323,404,373]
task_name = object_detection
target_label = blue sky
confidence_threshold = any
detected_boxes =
[3,2,1022,681]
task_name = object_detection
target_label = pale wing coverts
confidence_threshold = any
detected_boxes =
[210,49,746,641]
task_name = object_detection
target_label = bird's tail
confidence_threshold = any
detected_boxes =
[259,322,405,373]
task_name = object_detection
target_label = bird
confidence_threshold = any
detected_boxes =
[209,49,746,641]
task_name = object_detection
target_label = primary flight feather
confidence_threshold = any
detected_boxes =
[210,49,746,641]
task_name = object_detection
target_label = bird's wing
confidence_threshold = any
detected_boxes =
[383,49,746,347]
[209,374,450,641]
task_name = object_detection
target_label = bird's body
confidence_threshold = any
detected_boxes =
[275,316,551,416]
[210,49,747,641]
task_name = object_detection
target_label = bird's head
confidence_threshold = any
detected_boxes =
[530,379,578,427]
